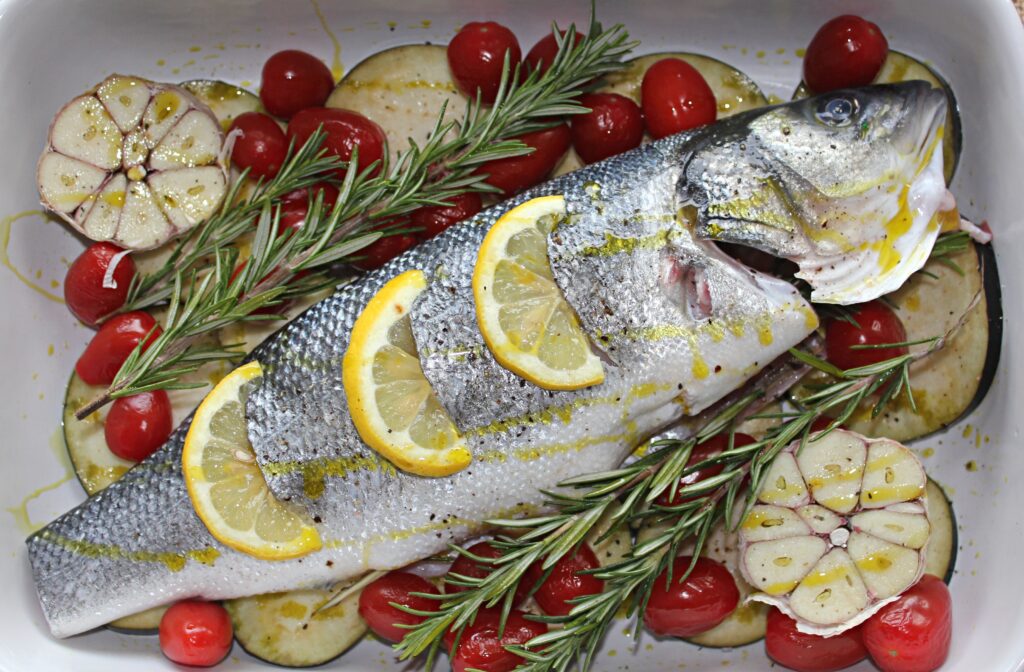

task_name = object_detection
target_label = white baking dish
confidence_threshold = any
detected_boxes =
[0,0,1020,670]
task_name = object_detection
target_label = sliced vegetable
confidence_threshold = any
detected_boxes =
[180,79,262,130]
[923,480,956,583]
[107,605,169,635]
[38,74,228,250]
[326,44,464,164]
[556,52,767,175]
[738,430,929,635]
[794,51,962,184]
[63,367,219,496]
[225,587,366,668]
[822,241,1000,442]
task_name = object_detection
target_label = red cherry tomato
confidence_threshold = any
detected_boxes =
[803,15,889,94]
[76,311,162,385]
[287,108,387,177]
[447,21,522,104]
[445,607,547,672]
[158,600,233,668]
[358,571,441,643]
[352,221,418,271]
[226,112,286,181]
[570,93,644,164]
[765,607,868,672]
[410,192,483,241]
[641,58,717,139]
[525,30,583,77]
[228,112,289,180]
[104,391,173,462]
[824,300,908,371]
[862,575,952,672]
[281,181,340,211]
[445,541,530,606]
[477,124,571,196]
[259,49,335,120]
[644,555,740,638]
[809,416,847,433]
[656,433,755,507]
[64,242,136,326]
[526,544,604,617]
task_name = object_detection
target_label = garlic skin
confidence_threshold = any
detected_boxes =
[738,429,929,636]
[38,74,228,251]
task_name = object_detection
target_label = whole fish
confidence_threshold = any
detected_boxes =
[27,82,946,638]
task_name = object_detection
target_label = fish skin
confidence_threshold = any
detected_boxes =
[27,84,940,638]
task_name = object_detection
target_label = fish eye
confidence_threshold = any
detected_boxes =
[815,95,859,126]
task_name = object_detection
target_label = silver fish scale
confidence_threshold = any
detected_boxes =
[27,106,825,638]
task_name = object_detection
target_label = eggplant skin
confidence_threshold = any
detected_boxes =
[970,241,1003,423]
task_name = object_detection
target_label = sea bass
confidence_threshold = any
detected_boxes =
[27,82,947,637]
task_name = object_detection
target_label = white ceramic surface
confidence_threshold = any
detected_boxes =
[0,1,1020,670]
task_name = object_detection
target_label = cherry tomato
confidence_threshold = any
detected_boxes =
[477,124,571,196]
[570,93,644,164]
[803,15,889,94]
[358,571,441,643]
[824,300,908,371]
[228,111,289,180]
[352,222,418,271]
[64,242,136,326]
[260,49,335,119]
[525,30,583,77]
[656,433,756,507]
[644,555,739,638]
[104,391,173,462]
[862,575,952,672]
[445,541,530,606]
[445,607,547,672]
[410,192,483,241]
[76,311,162,386]
[526,544,604,616]
[447,21,522,104]
[158,600,233,667]
[287,108,387,177]
[641,58,717,139]
[765,607,868,672]
[809,416,847,433]
[281,181,340,211]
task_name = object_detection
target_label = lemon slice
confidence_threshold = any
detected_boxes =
[342,270,471,477]
[473,195,604,390]
[183,361,322,560]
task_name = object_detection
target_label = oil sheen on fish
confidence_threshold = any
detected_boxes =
[27,83,947,637]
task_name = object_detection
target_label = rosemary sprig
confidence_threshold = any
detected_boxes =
[394,320,969,671]
[920,230,970,279]
[75,17,637,419]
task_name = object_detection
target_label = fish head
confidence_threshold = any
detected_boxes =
[686,81,949,304]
